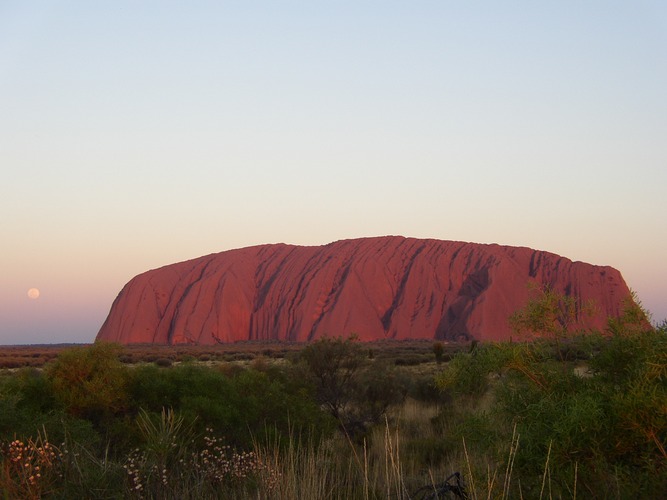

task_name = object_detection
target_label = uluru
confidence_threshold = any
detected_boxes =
[96,236,632,344]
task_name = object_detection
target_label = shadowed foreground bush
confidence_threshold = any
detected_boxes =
[436,304,666,498]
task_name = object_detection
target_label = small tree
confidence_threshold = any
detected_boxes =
[297,336,365,423]
[296,335,407,438]
[606,291,653,337]
[509,284,596,359]
[46,342,128,425]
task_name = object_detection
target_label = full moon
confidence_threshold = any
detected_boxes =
[27,288,40,299]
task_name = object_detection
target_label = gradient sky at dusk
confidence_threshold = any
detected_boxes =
[2,1,666,345]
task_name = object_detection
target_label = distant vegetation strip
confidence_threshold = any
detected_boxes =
[0,339,462,370]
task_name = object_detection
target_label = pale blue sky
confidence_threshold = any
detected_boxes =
[1,1,666,344]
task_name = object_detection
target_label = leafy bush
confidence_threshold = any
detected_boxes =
[46,342,129,425]
[436,343,515,397]
[127,363,334,449]
[435,298,667,497]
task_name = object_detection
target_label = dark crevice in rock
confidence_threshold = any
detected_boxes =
[381,243,427,331]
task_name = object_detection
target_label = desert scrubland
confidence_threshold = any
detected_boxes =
[1,294,665,499]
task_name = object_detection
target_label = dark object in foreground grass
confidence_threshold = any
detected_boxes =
[413,472,468,499]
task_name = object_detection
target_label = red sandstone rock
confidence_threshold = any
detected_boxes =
[96,237,632,344]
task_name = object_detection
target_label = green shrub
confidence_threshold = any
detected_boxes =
[155,358,173,367]
[436,343,514,397]
[46,342,129,426]
[436,326,667,497]
[127,363,334,450]
[0,377,99,450]
[393,354,428,366]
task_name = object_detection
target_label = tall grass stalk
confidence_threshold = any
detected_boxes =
[363,439,369,500]
[340,428,367,499]
[485,464,497,500]
[382,418,407,499]
[462,436,477,500]
[539,440,553,500]
[254,433,350,499]
[501,424,519,499]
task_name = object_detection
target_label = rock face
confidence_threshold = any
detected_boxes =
[96,237,631,344]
